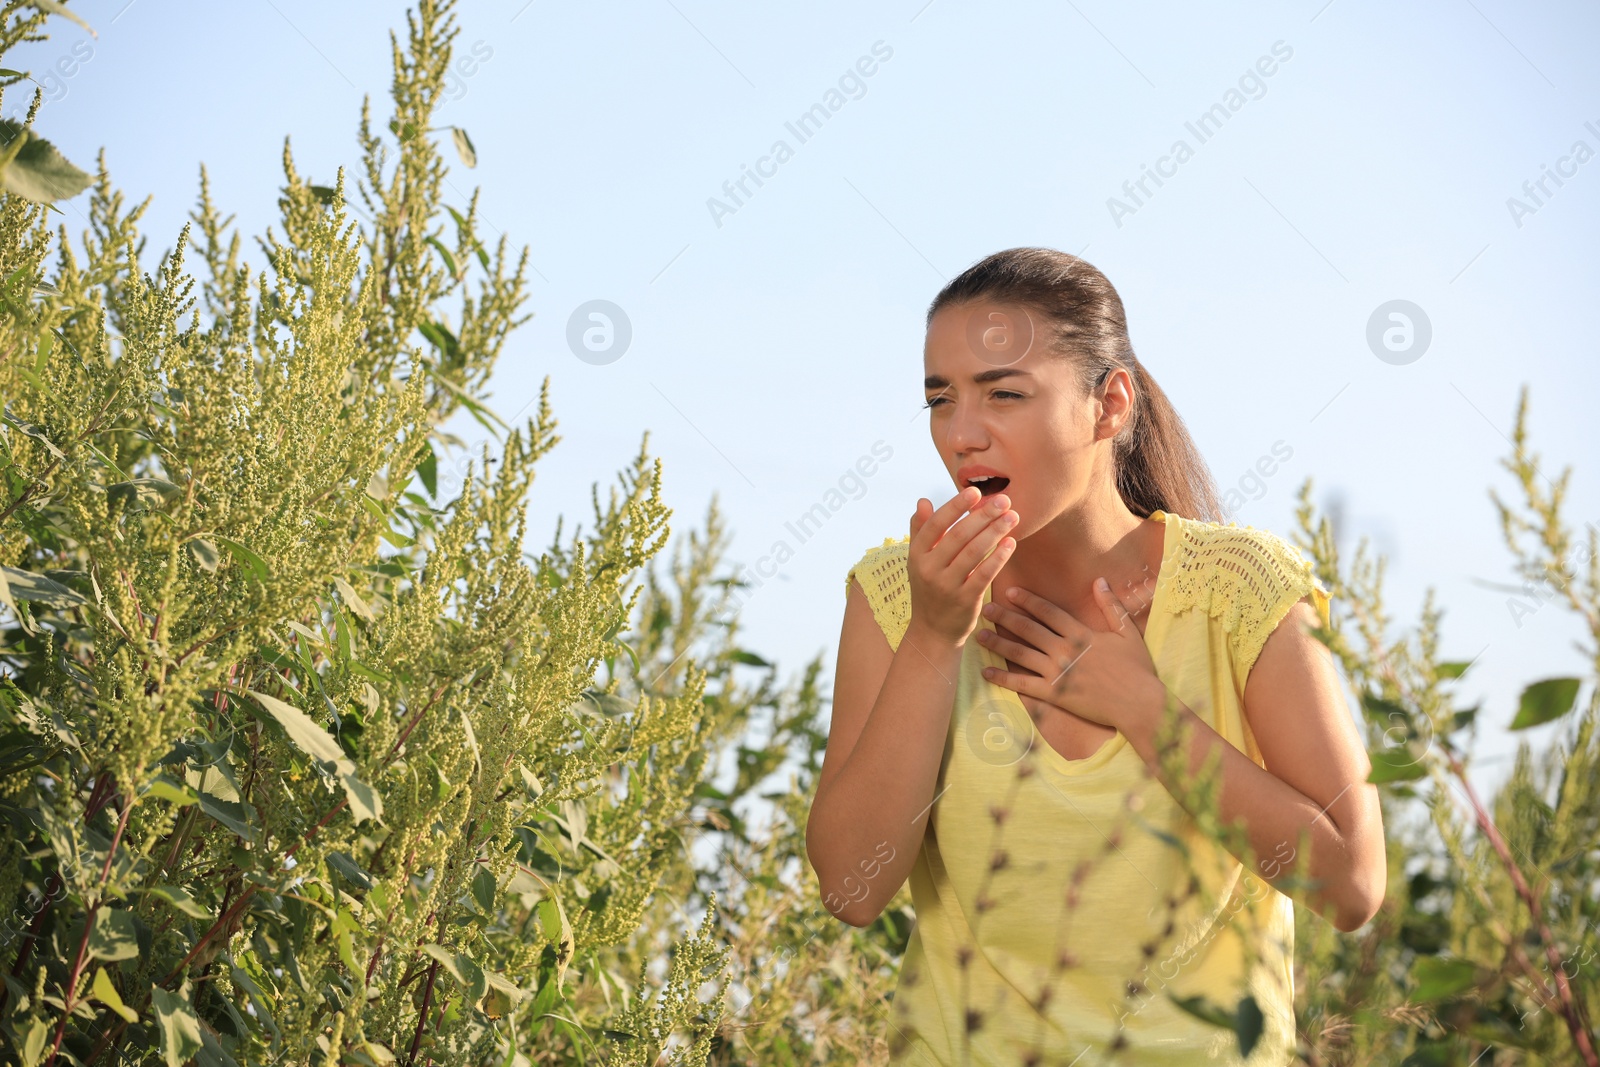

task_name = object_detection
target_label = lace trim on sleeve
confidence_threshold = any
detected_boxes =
[1161,521,1332,692]
[845,536,912,652]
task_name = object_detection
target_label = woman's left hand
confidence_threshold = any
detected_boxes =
[976,579,1163,734]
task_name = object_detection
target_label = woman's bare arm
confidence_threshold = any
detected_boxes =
[805,582,965,927]
[805,487,1017,928]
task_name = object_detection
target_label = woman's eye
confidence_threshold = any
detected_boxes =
[921,391,1017,409]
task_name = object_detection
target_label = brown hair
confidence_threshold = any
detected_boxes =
[927,247,1224,524]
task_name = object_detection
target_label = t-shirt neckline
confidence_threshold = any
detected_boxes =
[977,509,1182,775]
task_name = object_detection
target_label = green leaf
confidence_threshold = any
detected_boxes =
[142,776,199,807]
[212,536,271,581]
[88,909,138,961]
[729,649,773,668]
[91,968,137,1023]
[326,851,374,891]
[248,688,345,764]
[309,183,339,204]
[186,537,221,573]
[152,986,204,1067]
[1133,814,1192,862]
[1359,693,1413,725]
[1435,660,1473,680]
[451,126,477,168]
[333,575,375,622]
[246,689,383,823]
[425,368,508,432]
[1233,994,1263,1057]
[471,865,496,913]
[192,787,256,842]
[446,205,490,269]
[333,604,353,660]
[28,1,98,38]
[0,410,65,458]
[536,896,575,994]
[22,1017,48,1065]
[105,477,182,509]
[1508,677,1582,730]
[482,970,529,1018]
[0,121,92,203]
[425,236,462,282]
[0,565,87,608]
[198,1028,244,1067]
[1367,746,1428,784]
[421,944,486,1004]
[416,440,438,497]
[142,885,211,920]
[1168,992,1232,1028]
[1410,955,1480,1001]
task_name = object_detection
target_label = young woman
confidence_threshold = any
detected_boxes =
[805,249,1386,1066]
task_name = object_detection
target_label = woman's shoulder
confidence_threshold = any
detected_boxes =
[844,531,908,572]
[1165,514,1332,684]
[844,535,913,651]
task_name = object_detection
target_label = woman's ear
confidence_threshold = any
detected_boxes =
[1098,366,1137,436]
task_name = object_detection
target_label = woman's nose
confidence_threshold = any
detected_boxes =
[939,403,988,453]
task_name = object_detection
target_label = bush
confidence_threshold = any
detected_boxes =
[0,1,731,1063]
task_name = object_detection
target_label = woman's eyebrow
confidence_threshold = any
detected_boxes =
[923,368,1033,389]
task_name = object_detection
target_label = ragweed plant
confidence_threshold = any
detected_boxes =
[1288,389,1600,1067]
[0,2,729,1065]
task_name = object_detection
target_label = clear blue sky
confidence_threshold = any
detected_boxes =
[14,0,1599,804]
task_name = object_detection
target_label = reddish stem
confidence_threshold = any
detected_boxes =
[1443,742,1599,1066]
[405,961,441,1067]
[41,902,97,1067]
[385,683,450,763]
[98,801,133,887]
[1,773,117,1017]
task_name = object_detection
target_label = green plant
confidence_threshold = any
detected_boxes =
[0,2,730,1064]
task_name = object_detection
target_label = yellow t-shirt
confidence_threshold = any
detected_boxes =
[843,509,1333,1066]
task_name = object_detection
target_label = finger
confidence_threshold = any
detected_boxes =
[975,629,1054,676]
[932,491,1003,557]
[916,486,981,552]
[931,493,1011,565]
[984,603,1068,646]
[1094,578,1134,633]
[953,524,1017,601]
[989,639,1093,696]
[1003,587,1083,640]
[981,664,1061,704]
[948,505,1018,576]
[910,498,931,540]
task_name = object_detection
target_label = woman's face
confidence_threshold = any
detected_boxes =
[923,300,1102,540]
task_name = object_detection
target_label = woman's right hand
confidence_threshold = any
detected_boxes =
[906,486,1019,645]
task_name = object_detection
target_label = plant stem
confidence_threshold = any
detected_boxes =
[1442,742,1599,1066]
[41,902,97,1067]
[405,960,441,1067]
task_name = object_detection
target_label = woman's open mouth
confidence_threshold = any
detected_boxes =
[967,475,1010,497]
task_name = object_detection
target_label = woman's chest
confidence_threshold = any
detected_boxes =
[990,613,1150,763]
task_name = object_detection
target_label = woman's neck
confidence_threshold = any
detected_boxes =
[996,503,1157,617]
